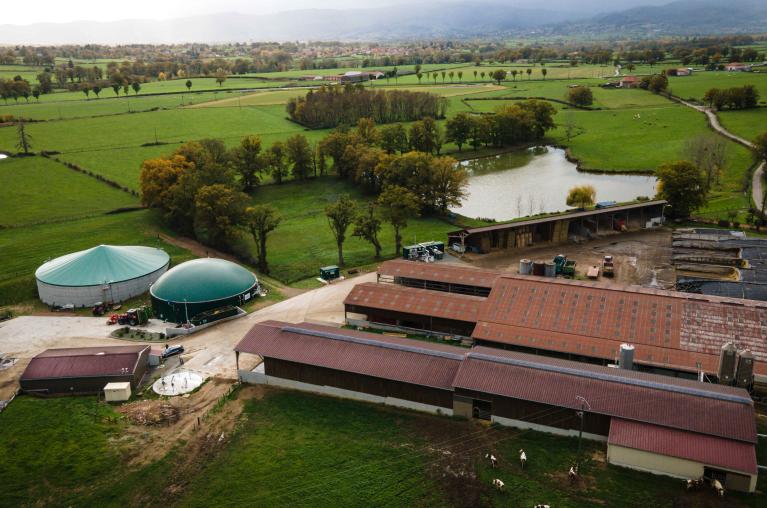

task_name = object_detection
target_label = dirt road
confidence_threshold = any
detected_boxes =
[678,98,764,213]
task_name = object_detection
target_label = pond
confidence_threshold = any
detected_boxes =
[452,147,658,221]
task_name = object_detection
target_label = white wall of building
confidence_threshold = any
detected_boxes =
[37,265,168,307]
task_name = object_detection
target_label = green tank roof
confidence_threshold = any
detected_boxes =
[149,258,257,303]
[35,245,170,287]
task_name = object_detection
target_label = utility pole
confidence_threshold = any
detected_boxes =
[575,395,591,468]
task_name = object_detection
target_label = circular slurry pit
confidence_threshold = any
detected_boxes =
[153,370,205,396]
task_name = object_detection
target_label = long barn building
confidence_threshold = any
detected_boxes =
[235,321,758,492]
[345,260,767,384]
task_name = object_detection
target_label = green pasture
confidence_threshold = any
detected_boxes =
[179,390,447,507]
[242,177,458,283]
[0,396,126,507]
[0,77,295,105]
[0,89,252,121]
[0,65,42,81]
[0,104,319,190]
[668,71,767,102]
[0,210,193,305]
[719,108,767,142]
[3,389,763,508]
[0,156,137,227]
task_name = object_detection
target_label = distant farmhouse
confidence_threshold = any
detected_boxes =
[619,75,641,88]
[725,62,752,72]
[324,70,386,83]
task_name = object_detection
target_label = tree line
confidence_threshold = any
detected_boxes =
[286,85,447,129]
[702,85,760,110]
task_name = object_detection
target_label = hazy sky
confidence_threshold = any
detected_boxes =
[4,0,672,25]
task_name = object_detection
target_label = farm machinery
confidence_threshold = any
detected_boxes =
[602,255,615,278]
[553,254,577,277]
[107,306,151,326]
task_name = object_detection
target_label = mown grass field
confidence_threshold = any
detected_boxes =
[2,389,763,508]
[669,71,767,103]
[0,156,138,226]
[243,177,459,283]
[0,210,193,305]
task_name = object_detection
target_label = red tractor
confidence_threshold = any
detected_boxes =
[106,306,151,326]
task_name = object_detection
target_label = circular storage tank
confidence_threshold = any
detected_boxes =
[35,245,170,307]
[532,261,546,276]
[150,258,258,324]
[519,259,533,275]
[544,262,556,278]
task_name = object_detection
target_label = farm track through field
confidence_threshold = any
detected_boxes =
[678,98,765,213]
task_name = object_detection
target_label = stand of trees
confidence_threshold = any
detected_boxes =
[656,160,708,219]
[567,86,593,107]
[286,85,447,129]
[703,85,760,110]
[445,100,557,151]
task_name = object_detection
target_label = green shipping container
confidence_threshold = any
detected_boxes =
[320,265,340,280]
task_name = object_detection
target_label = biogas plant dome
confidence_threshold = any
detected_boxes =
[35,245,170,307]
[149,258,258,323]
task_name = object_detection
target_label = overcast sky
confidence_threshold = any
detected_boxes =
[4,0,672,25]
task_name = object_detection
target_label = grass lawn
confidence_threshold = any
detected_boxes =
[668,71,767,103]
[0,209,194,306]
[0,156,138,227]
[243,177,459,283]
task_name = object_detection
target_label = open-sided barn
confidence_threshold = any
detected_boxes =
[235,321,758,491]
[20,345,150,395]
[448,200,666,254]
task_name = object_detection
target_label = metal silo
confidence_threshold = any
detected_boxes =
[619,344,635,370]
[718,342,737,385]
[735,350,754,389]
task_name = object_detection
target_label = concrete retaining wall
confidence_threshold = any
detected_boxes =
[491,414,608,442]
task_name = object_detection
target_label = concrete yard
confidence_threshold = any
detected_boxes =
[462,228,675,288]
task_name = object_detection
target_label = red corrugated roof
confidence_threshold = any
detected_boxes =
[476,275,767,375]
[609,418,757,474]
[235,321,463,390]
[345,282,484,323]
[453,347,756,443]
[378,259,500,289]
[22,346,148,380]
